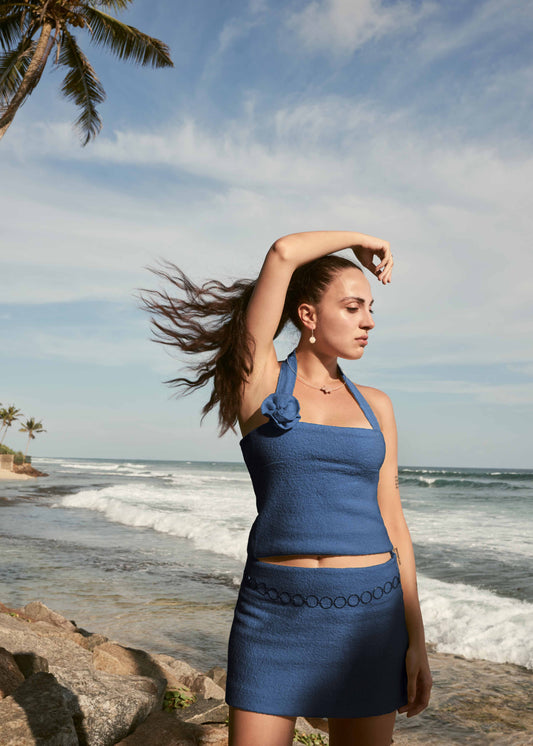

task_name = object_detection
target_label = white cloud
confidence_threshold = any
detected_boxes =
[415,0,533,63]
[2,92,532,370]
[285,0,437,56]
[217,0,268,53]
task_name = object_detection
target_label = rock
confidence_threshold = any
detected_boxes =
[152,654,199,680]
[53,666,166,746]
[205,666,227,689]
[0,611,95,671]
[12,651,49,679]
[75,632,109,652]
[30,621,89,648]
[0,671,78,745]
[294,715,328,737]
[115,711,199,745]
[0,610,166,746]
[302,716,329,733]
[92,642,168,683]
[22,620,108,653]
[178,694,228,725]
[180,672,225,701]
[116,711,229,746]
[197,724,228,745]
[91,644,226,701]
[20,601,77,632]
[12,464,48,477]
[0,647,24,698]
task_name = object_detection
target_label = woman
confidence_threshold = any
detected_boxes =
[142,230,432,746]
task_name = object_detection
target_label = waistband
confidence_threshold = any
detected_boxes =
[241,553,401,609]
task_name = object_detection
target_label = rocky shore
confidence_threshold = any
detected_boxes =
[0,465,48,480]
[0,601,531,745]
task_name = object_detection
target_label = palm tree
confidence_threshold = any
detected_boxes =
[0,0,173,145]
[19,416,46,461]
[0,404,22,445]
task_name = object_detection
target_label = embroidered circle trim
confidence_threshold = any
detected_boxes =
[244,574,401,608]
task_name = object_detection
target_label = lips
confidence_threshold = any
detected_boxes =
[356,337,368,345]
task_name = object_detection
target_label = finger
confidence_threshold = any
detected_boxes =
[381,267,393,284]
[406,683,432,717]
[381,260,394,283]
[406,668,418,706]
[407,698,430,717]
[374,255,391,272]
[378,252,394,269]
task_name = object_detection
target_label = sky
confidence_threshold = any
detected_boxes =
[1,0,532,468]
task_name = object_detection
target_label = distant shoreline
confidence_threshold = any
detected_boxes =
[0,465,48,480]
[0,468,34,481]
[32,456,533,471]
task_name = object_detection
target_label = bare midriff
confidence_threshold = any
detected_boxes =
[256,552,391,568]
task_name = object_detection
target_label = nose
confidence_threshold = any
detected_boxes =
[361,309,375,330]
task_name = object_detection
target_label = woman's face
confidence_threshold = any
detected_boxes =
[305,268,375,360]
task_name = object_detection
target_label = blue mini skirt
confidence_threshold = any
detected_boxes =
[225,553,409,718]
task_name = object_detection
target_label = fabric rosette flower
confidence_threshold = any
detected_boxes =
[261,393,301,431]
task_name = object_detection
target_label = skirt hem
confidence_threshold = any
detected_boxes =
[224,692,408,719]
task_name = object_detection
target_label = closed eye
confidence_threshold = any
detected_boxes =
[346,307,374,314]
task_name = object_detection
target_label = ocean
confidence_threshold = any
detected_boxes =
[1,458,532,672]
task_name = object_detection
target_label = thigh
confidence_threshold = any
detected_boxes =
[228,706,296,746]
[328,711,396,746]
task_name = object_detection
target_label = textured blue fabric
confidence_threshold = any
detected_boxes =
[240,349,393,559]
[225,349,409,718]
[226,554,409,717]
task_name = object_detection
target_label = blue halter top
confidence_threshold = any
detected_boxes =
[240,350,393,559]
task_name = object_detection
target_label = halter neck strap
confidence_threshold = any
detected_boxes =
[276,349,381,431]
[275,349,298,393]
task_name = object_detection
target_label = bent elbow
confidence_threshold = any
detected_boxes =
[270,236,297,264]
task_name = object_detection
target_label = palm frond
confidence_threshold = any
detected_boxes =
[0,2,39,17]
[58,29,105,146]
[0,10,23,51]
[88,0,133,10]
[81,7,173,68]
[0,35,34,105]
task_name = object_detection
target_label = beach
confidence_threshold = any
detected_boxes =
[1,456,532,744]
[0,468,34,481]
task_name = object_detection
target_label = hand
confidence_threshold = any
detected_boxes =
[397,644,432,718]
[351,237,393,284]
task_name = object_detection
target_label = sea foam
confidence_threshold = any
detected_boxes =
[419,574,533,670]
[56,484,252,563]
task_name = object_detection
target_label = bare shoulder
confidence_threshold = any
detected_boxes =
[353,383,395,427]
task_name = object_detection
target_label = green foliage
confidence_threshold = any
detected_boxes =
[0,0,174,144]
[0,443,28,463]
[58,28,105,145]
[293,731,328,745]
[162,688,196,711]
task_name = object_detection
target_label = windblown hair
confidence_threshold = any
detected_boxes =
[139,254,361,435]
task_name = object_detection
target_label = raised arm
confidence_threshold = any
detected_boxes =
[244,231,393,384]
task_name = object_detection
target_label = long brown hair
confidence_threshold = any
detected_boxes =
[138,254,361,435]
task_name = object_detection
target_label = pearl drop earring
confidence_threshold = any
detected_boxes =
[310,329,316,344]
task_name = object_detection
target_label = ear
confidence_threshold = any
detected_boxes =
[297,302,317,331]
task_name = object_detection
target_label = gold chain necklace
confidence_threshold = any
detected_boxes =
[286,359,345,395]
